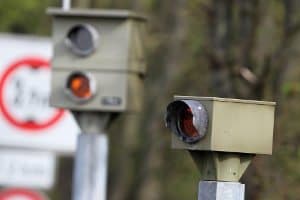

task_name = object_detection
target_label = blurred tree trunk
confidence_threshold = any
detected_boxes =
[49,158,73,200]
[133,0,188,200]
[108,114,144,200]
[73,0,93,8]
[205,0,299,102]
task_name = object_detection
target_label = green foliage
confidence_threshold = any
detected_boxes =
[0,0,59,35]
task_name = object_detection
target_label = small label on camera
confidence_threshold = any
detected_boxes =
[101,97,122,106]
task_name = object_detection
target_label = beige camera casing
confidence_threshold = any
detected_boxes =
[172,96,276,155]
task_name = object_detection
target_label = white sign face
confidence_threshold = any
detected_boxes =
[0,34,80,154]
[0,149,55,190]
[4,67,55,124]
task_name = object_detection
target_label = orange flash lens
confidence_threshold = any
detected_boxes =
[180,108,199,138]
[67,73,92,99]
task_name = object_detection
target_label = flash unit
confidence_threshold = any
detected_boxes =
[165,100,208,144]
[65,71,96,102]
[65,24,99,56]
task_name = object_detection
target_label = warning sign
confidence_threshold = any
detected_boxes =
[0,33,79,154]
[0,57,64,131]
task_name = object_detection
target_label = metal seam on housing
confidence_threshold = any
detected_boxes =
[47,8,148,21]
[174,96,276,106]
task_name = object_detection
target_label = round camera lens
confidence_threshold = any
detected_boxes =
[178,106,199,138]
[66,72,95,101]
[70,27,93,51]
[66,24,98,56]
[166,100,208,144]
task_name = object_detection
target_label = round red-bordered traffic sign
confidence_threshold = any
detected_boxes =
[0,188,46,200]
[0,57,64,132]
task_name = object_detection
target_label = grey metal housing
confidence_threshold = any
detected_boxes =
[48,8,147,112]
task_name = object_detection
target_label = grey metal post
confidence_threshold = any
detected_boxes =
[198,181,245,200]
[72,112,110,200]
[62,0,71,10]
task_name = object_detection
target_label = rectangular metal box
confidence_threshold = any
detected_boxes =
[172,96,276,154]
[48,8,146,112]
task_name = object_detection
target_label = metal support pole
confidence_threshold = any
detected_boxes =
[198,181,245,200]
[73,133,108,200]
[62,0,71,10]
[72,112,111,200]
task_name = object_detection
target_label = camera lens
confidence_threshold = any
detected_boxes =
[66,24,99,56]
[65,71,95,102]
[166,100,208,144]
[178,106,199,138]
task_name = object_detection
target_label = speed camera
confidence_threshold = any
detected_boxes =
[166,96,275,154]
[47,8,147,112]
[165,96,276,181]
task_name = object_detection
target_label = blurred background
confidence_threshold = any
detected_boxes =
[1,0,300,199]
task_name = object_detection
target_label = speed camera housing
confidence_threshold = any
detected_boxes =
[166,96,275,154]
[48,8,147,112]
[165,96,276,181]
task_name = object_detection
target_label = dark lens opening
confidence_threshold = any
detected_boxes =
[67,25,94,53]
[177,104,199,139]
[166,100,208,144]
